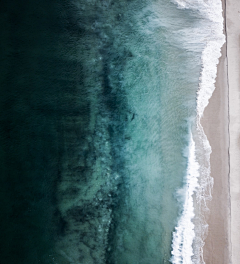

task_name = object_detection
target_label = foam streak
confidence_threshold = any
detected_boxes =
[171,0,225,263]
[171,134,199,264]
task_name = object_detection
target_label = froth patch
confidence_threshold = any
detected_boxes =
[171,134,199,264]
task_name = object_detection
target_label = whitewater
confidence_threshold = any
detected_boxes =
[170,0,225,263]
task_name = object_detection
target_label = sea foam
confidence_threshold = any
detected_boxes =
[171,133,199,264]
[170,0,225,263]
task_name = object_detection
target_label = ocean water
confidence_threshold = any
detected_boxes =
[0,0,224,263]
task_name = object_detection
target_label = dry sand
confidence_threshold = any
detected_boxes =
[226,0,240,263]
[201,0,240,263]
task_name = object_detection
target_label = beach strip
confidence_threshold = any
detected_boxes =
[202,0,240,262]
[201,0,231,263]
[226,0,240,263]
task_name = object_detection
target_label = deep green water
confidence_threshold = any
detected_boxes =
[0,0,204,263]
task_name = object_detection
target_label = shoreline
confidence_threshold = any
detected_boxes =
[201,0,231,263]
[200,0,240,262]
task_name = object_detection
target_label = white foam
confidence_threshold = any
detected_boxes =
[171,0,225,263]
[172,0,224,23]
[171,133,199,264]
[197,38,225,118]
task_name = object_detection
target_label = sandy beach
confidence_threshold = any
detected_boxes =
[226,0,240,263]
[201,41,231,263]
[201,0,240,263]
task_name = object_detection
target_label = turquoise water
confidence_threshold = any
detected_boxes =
[0,0,224,263]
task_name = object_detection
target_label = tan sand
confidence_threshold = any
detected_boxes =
[201,0,231,263]
[226,0,240,263]
[201,45,231,263]
[201,0,240,263]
